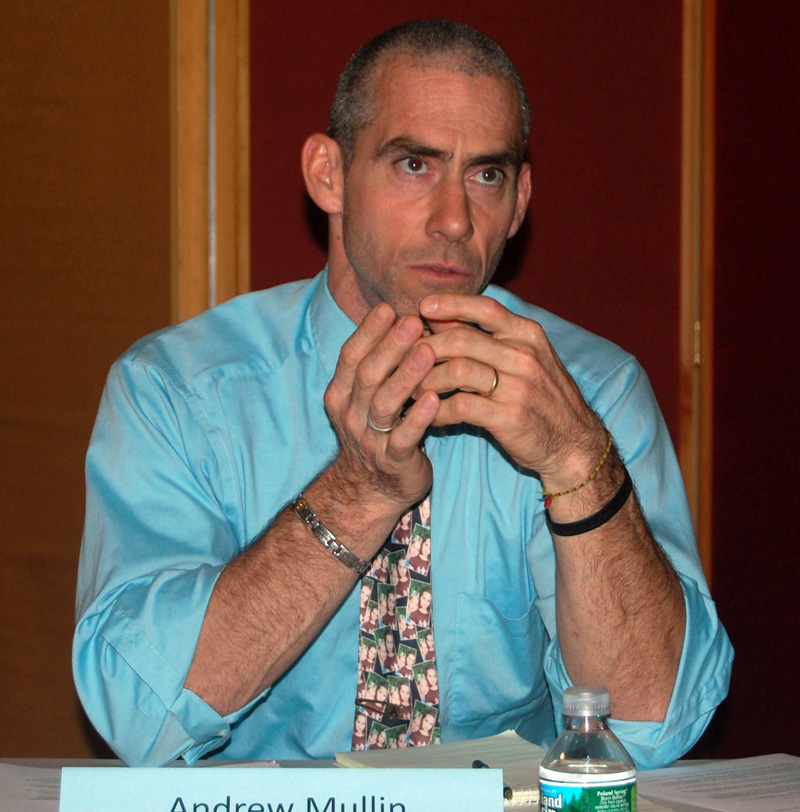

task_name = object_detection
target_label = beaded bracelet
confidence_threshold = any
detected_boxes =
[545,467,633,537]
[541,433,613,509]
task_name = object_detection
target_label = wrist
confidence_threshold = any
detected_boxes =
[542,437,626,524]
[291,494,372,576]
[304,468,406,558]
[325,452,430,525]
[545,466,633,537]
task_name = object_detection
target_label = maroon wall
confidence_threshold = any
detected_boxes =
[250,2,682,439]
[699,1,800,758]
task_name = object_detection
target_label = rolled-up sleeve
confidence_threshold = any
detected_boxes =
[73,349,257,765]
[533,354,733,769]
[543,575,733,768]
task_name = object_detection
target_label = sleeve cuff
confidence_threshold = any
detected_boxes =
[543,576,733,769]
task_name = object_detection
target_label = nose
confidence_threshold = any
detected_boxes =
[426,179,474,242]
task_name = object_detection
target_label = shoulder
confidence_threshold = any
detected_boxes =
[114,277,321,396]
[483,284,640,401]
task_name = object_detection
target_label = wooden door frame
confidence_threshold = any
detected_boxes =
[170,0,250,323]
[680,0,715,581]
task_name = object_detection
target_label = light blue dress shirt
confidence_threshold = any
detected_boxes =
[74,269,732,767]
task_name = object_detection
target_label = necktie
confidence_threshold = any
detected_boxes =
[352,494,440,750]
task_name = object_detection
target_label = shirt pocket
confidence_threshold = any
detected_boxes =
[449,591,550,726]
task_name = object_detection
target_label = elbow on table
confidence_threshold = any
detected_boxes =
[72,621,213,766]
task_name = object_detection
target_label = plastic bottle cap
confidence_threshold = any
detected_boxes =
[562,686,611,716]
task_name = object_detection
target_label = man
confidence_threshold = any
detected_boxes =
[73,19,732,767]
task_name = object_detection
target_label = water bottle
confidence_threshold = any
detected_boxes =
[539,686,636,811]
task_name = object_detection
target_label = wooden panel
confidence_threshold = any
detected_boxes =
[171,0,210,322]
[0,1,171,756]
[679,0,716,579]
[171,0,250,323]
[215,0,251,303]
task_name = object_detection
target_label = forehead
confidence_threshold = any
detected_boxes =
[357,55,521,157]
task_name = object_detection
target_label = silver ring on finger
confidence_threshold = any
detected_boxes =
[367,413,401,433]
[477,366,499,398]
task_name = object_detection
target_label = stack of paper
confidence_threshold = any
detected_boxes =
[336,730,544,806]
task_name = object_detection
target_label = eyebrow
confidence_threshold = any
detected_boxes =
[374,137,520,170]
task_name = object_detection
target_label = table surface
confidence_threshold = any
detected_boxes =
[0,757,717,812]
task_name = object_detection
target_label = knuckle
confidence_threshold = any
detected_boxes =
[369,399,394,423]
[338,340,361,368]
[518,353,541,381]
[507,403,528,426]
[448,326,475,354]
[447,394,471,422]
[524,319,547,344]
[483,297,505,321]
[507,374,536,407]
[450,356,472,378]
[353,362,381,391]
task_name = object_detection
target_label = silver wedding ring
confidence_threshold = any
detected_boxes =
[367,413,401,433]
[478,366,499,398]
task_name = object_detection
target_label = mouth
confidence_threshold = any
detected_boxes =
[410,263,471,277]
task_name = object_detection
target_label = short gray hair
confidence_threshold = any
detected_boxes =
[328,19,530,167]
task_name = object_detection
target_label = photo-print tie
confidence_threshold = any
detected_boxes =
[352,494,440,750]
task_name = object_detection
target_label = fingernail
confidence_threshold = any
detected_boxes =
[373,303,394,324]
[397,316,419,339]
[421,296,439,314]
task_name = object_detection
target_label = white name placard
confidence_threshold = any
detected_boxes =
[59,766,503,812]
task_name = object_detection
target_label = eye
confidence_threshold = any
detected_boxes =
[474,166,506,186]
[397,156,428,175]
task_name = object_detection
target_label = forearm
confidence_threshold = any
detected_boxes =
[550,453,685,721]
[187,306,439,715]
[185,466,401,716]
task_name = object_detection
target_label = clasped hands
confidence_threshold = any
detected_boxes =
[323,293,608,517]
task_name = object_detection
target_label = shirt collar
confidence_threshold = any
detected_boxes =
[309,265,358,379]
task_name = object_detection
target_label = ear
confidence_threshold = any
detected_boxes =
[301,133,345,214]
[506,161,531,239]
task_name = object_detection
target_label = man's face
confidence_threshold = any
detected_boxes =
[331,56,530,321]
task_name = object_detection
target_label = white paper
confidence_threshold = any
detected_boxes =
[639,753,800,812]
[0,763,61,811]
[638,800,679,812]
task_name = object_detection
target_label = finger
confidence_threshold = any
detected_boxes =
[383,390,440,458]
[329,303,397,396]
[352,315,428,417]
[417,321,498,371]
[417,356,499,397]
[368,342,436,429]
[333,309,424,410]
[428,388,500,431]
[420,293,516,337]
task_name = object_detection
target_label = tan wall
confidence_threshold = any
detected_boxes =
[0,1,172,756]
